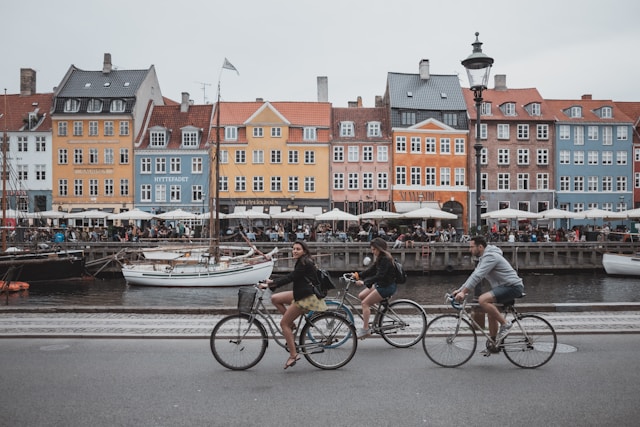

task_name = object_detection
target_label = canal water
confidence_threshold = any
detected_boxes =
[2,271,639,307]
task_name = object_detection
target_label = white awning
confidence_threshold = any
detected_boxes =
[394,201,440,213]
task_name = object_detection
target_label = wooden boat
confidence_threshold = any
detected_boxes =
[0,247,86,283]
[602,253,640,276]
[0,280,29,292]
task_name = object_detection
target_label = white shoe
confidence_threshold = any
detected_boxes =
[497,322,512,341]
[356,328,370,339]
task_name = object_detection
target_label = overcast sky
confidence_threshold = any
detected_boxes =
[2,0,639,107]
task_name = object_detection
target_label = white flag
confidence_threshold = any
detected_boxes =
[222,58,239,75]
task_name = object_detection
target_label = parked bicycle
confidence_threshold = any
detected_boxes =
[321,273,427,348]
[422,293,557,368]
[210,284,357,370]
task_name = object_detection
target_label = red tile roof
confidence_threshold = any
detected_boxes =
[462,88,554,121]
[545,98,634,123]
[0,93,54,131]
[137,104,214,149]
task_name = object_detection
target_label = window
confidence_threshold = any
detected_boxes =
[35,165,45,181]
[58,121,67,136]
[588,176,598,192]
[517,124,529,140]
[617,126,628,140]
[235,176,246,192]
[169,184,180,201]
[120,148,129,164]
[410,167,421,185]
[367,122,381,137]
[150,131,166,147]
[497,124,510,139]
[517,173,529,190]
[537,149,549,165]
[89,148,98,164]
[529,103,541,116]
[395,167,406,185]
[59,179,68,196]
[401,112,416,125]
[559,125,570,140]
[440,138,451,154]
[253,176,264,192]
[235,150,246,164]
[497,148,510,165]
[481,102,491,115]
[64,99,80,112]
[105,179,114,196]
[377,172,388,189]
[537,124,549,140]
[271,176,282,192]
[363,172,373,189]
[303,127,316,141]
[601,107,612,118]
[588,126,599,140]
[288,176,299,192]
[574,176,584,192]
[170,157,181,173]
[89,179,98,196]
[74,148,83,164]
[270,150,281,164]
[304,151,315,164]
[377,146,388,162]
[517,149,530,165]
[58,149,68,164]
[503,103,516,116]
[155,185,166,202]
[602,176,612,191]
[454,138,465,155]
[17,165,28,180]
[141,184,151,202]
[559,150,570,165]
[192,185,204,203]
[616,151,627,165]
[603,126,613,145]
[440,167,450,186]
[104,148,114,165]
[155,158,166,173]
[348,146,359,162]
[74,179,83,196]
[537,173,549,190]
[104,121,114,136]
[602,151,613,165]
[252,127,264,138]
[87,99,102,113]
[252,150,264,164]
[559,176,570,191]
[89,121,98,136]
[192,157,203,174]
[182,131,198,147]
[588,151,598,165]
[348,172,359,189]
[410,137,421,153]
[497,173,510,190]
[219,177,228,192]
[120,179,130,196]
[479,123,488,139]
[73,121,83,136]
[141,158,151,174]
[340,122,354,137]
[119,121,130,136]
[333,173,344,190]
[443,113,458,127]
[363,146,373,162]
[425,137,436,154]
[110,99,125,113]
[333,146,344,162]
[395,136,406,152]
[574,126,584,145]
[225,126,238,141]
[271,127,281,138]
[454,168,465,186]
[35,136,46,152]
[570,106,582,118]
[573,151,584,165]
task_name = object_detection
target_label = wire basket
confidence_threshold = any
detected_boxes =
[237,287,258,313]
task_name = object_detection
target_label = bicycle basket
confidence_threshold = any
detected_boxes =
[238,287,257,313]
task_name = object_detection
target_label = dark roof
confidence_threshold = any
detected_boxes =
[56,67,150,98]
[386,73,466,111]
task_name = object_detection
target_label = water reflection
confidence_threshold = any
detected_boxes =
[3,272,639,307]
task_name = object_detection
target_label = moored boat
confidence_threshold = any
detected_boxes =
[0,247,86,283]
[0,280,29,292]
[602,252,640,276]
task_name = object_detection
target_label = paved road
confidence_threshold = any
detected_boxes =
[1,335,639,426]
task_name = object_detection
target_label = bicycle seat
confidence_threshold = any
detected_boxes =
[502,292,525,307]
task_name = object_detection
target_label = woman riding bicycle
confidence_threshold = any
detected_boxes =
[351,237,397,339]
[261,240,327,369]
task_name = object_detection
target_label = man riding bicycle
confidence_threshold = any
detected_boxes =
[453,236,524,343]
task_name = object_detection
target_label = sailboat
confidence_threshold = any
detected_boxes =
[121,59,277,287]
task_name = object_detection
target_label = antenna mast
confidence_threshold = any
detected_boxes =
[196,82,212,104]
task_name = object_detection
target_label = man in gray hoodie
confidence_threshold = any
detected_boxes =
[454,236,524,343]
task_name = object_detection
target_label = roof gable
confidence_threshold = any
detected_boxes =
[244,102,290,125]
[386,73,466,111]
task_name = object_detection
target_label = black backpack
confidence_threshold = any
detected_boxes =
[393,259,407,284]
[308,267,336,298]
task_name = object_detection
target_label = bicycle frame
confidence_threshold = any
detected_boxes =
[329,276,391,330]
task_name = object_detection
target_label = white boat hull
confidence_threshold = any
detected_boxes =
[602,253,640,276]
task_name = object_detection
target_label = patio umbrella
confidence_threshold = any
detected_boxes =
[481,208,541,220]
[200,211,227,220]
[108,208,155,221]
[401,206,457,220]
[66,209,111,219]
[538,208,581,220]
[579,208,627,220]
[26,209,67,219]
[155,208,199,220]
[271,210,316,220]
[225,209,271,220]
[358,209,401,221]
[315,208,359,222]
[620,207,640,219]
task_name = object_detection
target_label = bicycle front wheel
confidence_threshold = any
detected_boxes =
[377,299,427,348]
[306,300,354,348]
[210,314,268,370]
[422,314,477,368]
[300,311,357,370]
[502,314,557,369]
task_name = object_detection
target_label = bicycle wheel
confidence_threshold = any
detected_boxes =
[502,314,557,369]
[306,300,354,348]
[422,314,477,368]
[299,311,357,370]
[377,299,427,348]
[210,314,268,370]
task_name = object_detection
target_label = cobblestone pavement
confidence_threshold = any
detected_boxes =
[1,310,640,338]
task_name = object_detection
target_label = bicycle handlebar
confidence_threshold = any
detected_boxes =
[444,293,464,310]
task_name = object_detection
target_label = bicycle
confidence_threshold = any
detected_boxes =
[322,273,427,348]
[422,293,557,369]
[210,284,357,370]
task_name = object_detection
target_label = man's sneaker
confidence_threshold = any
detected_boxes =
[356,328,370,339]
[497,322,512,341]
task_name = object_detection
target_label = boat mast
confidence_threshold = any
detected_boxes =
[2,89,7,252]
[209,82,222,264]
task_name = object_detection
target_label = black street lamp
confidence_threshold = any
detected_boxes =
[462,32,494,233]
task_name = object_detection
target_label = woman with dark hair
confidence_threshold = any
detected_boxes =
[352,237,397,338]
[261,240,326,369]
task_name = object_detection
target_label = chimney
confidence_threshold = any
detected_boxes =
[419,59,430,80]
[357,96,363,107]
[103,53,112,74]
[20,68,36,96]
[374,95,383,107]
[180,92,190,113]
[494,74,507,91]
[582,94,592,100]
[317,76,328,102]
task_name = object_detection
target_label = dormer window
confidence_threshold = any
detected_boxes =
[110,99,125,113]
[63,99,80,113]
[600,107,612,119]
[224,126,238,141]
[570,106,582,118]
[181,127,199,147]
[367,122,381,137]
[481,102,492,116]
[303,127,317,141]
[150,128,168,147]
[340,121,355,137]
[87,99,103,113]
[527,103,541,116]
[501,102,516,116]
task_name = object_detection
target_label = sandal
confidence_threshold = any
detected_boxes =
[284,354,300,370]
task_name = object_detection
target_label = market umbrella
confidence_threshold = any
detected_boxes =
[538,208,582,220]
[481,208,541,220]
[401,206,457,220]
[155,208,200,220]
[26,209,67,219]
[200,211,227,220]
[66,209,111,219]
[315,208,359,222]
[108,208,155,221]
[620,207,640,219]
[225,209,270,220]
[271,209,316,220]
[358,209,401,221]
[579,208,627,220]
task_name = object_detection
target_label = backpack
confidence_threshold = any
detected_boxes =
[393,259,407,284]
[309,268,336,298]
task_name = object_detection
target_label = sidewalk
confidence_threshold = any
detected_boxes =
[1,305,640,338]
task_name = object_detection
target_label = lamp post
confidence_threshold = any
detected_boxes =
[462,32,494,234]
[418,193,423,208]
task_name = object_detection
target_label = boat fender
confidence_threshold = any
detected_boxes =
[445,265,454,273]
